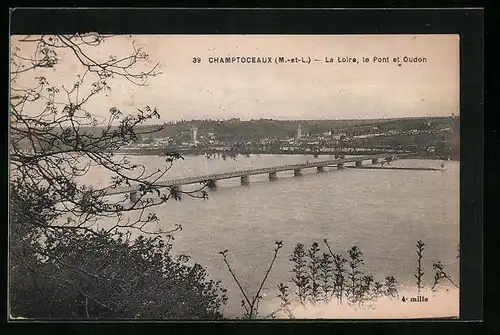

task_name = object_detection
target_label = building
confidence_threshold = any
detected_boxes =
[190,127,198,146]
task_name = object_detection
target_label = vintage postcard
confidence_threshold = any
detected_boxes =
[10,33,460,320]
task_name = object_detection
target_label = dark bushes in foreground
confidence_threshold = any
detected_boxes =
[10,187,227,320]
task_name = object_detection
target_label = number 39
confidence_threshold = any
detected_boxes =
[193,57,201,63]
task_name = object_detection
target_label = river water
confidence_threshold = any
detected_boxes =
[79,154,460,318]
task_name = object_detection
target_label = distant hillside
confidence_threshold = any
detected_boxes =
[11,116,459,150]
[133,116,458,142]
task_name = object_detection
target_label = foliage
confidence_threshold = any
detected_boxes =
[10,207,227,318]
[10,34,210,236]
[287,241,397,310]
[205,179,218,191]
[222,238,459,319]
[415,240,425,294]
[290,243,310,306]
[346,246,365,304]
[324,239,348,304]
[317,252,333,303]
[9,34,218,319]
[431,261,459,291]
[383,276,399,298]
[275,283,294,319]
[219,241,283,319]
[307,242,321,304]
[118,116,458,143]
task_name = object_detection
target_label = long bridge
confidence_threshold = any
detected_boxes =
[105,153,410,201]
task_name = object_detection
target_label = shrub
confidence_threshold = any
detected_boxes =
[10,220,227,319]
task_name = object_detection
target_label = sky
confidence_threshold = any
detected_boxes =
[11,34,459,123]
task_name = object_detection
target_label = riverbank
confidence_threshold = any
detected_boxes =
[114,150,457,161]
[115,148,408,156]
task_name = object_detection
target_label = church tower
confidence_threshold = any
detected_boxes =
[296,124,302,141]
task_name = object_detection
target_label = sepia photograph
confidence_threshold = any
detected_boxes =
[9,33,460,320]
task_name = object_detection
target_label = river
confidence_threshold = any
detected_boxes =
[78,154,460,318]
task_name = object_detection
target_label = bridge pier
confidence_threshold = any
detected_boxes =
[269,172,278,181]
[355,160,363,167]
[372,158,379,164]
[317,166,325,173]
[241,175,250,185]
[337,163,344,169]
[130,191,139,202]
[294,169,302,176]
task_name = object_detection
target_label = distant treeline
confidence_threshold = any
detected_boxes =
[146,117,458,142]
[12,117,459,160]
[56,116,458,142]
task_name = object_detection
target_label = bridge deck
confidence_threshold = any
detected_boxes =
[105,153,404,196]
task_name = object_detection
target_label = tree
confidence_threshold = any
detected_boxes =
[10,184,227,319]
[9,34,222,319]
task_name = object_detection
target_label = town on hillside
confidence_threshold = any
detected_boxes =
[117,116,460,160]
